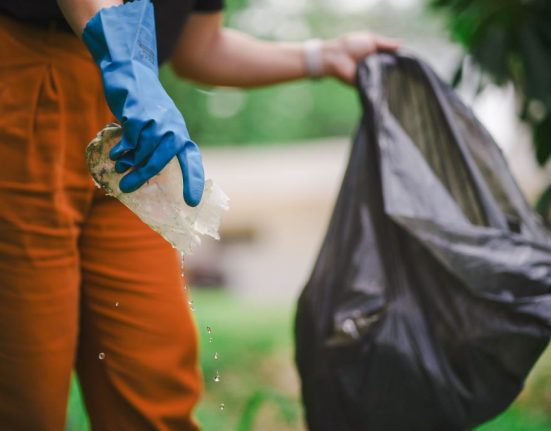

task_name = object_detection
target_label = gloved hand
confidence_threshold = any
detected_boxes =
[82,0,204,207]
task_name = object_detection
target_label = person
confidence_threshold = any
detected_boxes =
[0,0,398,429]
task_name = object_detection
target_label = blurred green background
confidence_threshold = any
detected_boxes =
[66,0,551,430]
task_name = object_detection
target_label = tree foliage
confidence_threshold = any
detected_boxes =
[431,0,551,164]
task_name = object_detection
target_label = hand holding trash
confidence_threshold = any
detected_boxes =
[319,33,399,84]
[82,0,204,206]
[86,124,228,255]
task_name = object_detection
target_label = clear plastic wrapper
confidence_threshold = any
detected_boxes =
[86,124,229,254]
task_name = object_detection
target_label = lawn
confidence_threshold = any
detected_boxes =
[66,290,551,431]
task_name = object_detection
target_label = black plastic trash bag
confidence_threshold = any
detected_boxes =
[295,52,551,431]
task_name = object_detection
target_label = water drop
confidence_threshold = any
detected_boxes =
[208,337,213,343]
[188,300,195,311]
[214,352,220,360]
[98,352,105,360]
[206,326,212,334]
[214,371,221,383]
[219,403,225,411]
[114,301,120,308]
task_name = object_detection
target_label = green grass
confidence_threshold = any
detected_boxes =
[192,290,302,431]
[476,408,551,431]
[65,289,551,431]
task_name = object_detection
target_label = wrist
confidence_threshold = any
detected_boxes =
[320,39,341,79]
[303,39,324,79]
[303,39,342,79]
[302,38,341,79]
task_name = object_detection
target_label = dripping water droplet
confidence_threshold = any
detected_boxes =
[214,371,221,383]
[214,352,219,360]
[219,403,225,411]
[98,352,105,360]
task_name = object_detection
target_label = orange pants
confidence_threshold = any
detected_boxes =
[0,15,201,431]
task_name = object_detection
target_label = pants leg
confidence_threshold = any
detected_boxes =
[0,14,202,430]
[76,190,202,431]
[0,16,106,430]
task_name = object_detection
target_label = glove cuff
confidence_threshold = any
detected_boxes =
[82,0,158,72]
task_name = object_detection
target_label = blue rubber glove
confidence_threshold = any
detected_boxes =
[82,0,204,207]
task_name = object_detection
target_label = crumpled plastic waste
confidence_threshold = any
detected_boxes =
[86,123,229,254]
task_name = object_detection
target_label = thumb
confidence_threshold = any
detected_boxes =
[176,141,205,207]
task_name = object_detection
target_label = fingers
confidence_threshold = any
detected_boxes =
[110,118,157,162]
[177,141,204,207]
[344,33,399,60]
[114,153,135,173]
[117,137,205,208]
[373,35,400,52]
[132,119,163,165]
[109,134,134,160]
[118,136,175,193]
[109,118,143,160]
[332,32,400,85]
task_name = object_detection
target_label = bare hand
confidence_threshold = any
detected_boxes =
[321,32,399,85]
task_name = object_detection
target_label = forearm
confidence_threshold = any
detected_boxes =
[171,13,398,88]
[57,0,121,35]
[187,29,308,87]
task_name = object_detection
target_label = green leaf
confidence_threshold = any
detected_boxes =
[534,182,551,227]
[237,389,300,431]
[520,25,551,101]
[451,60,464,87]
[534,116,551,166]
